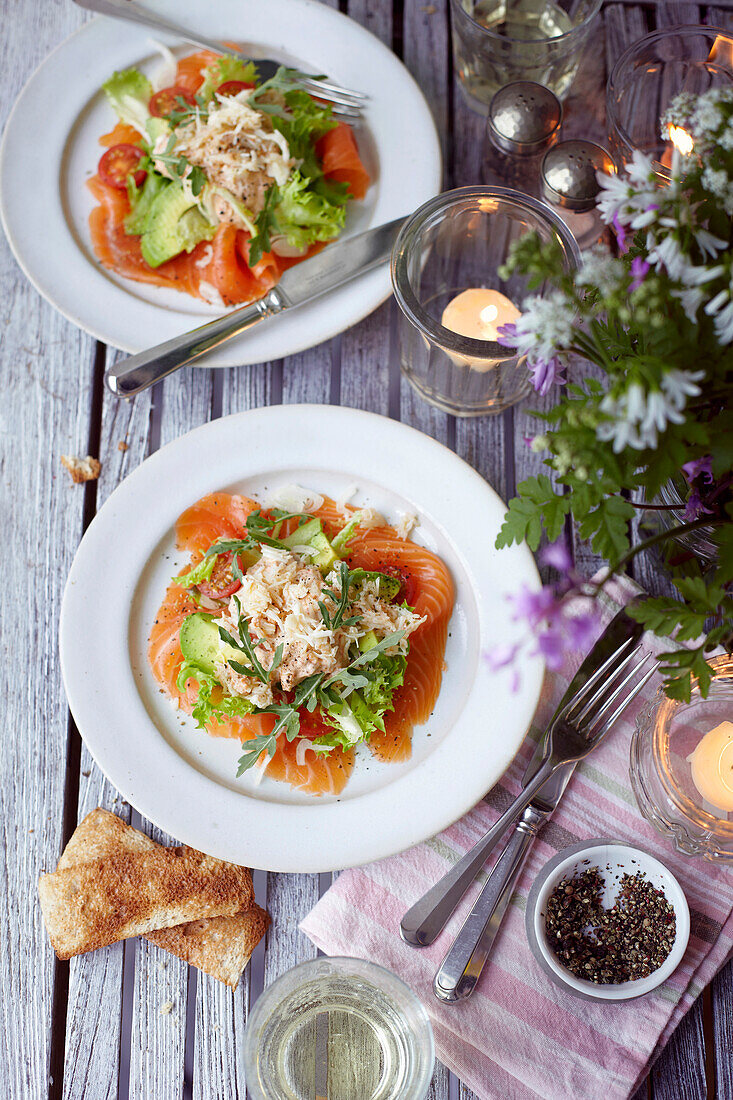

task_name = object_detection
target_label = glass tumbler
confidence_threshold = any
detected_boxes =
[242,956,435,1100]
[391,186,580,416]
[607,26,733,179]
[630,654,733,863]
[450,0,601,114]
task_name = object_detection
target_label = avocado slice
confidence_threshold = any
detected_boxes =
[140,181,216,268]
[281,518,339,573]
[179,612,242,676]
[125,171,168,236]
[359,629,379,653]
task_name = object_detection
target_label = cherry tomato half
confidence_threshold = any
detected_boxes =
[216,79,254,97]
[97,143,147,189]
[198,552,245,600]
[149,85,197,118]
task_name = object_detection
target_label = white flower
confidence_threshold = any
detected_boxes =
[576,249,624,296]
[596,370,703,453]
[647,236,688,280]
[659,368,704,410]
[694,228,727,258]
[626,151,656,187]
[672,286,705,323]
[595,170,632,223]
[511,291,576,361]
[713,300,733,345]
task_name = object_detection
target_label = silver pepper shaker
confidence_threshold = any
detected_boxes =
[482,81,562,194]
[541,140,617,250]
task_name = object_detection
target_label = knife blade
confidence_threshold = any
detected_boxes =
[105,215,408,398]
[401,607,643,948]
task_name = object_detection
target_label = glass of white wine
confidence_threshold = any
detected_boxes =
[243,957,435,1100]
[451,0,601,113]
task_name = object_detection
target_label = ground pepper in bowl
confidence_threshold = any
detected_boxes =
[544,866,677,984]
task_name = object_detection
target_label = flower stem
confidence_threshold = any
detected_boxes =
[590,517,723,595]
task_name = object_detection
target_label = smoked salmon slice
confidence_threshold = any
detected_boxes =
[317,123,371,199]
[147,491,454,794]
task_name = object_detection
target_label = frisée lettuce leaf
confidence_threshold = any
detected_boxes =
[103,68,153,138]
[274,171,348,251]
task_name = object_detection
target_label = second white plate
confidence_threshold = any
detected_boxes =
[60,405,544,871]
[0,0,441,365]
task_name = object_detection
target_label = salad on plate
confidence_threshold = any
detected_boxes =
[148,486,455,796]
[89,49,370,306]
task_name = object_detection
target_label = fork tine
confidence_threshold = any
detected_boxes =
[330,104,364,123]
[588,663,657,739]
[577,651,652,731]
[561,636,636,721]
[299,77,369,104]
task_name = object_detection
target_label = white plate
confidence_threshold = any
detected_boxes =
[60,406,544,871]
[0,1,441,366]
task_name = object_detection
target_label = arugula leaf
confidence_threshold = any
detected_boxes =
[219,596,276,684]
[248,184,280,266]
[236,731,279,776]
[318,562,361,631]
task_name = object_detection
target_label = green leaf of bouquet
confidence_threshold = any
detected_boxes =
[577,495,634,560]
[495,475,569,551]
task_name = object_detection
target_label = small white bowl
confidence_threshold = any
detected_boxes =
[525,840,690,1002]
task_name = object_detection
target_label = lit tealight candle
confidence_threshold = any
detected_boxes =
[441,288,521,372]
[688,720,733,813]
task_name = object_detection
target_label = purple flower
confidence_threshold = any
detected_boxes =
[535,626,568,671]
[681,455,713,485]
[508,584,558,629]
[529,356,567,396]
[612,213,628,253]
[484,642,520,672]
[683,490,714,522]
[540,539,573,575]
[523,434,534,448]
[629,257,650,291]
[565,611,598,650]
[496,322,518,348]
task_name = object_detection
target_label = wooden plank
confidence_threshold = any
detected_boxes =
[192,973,249,1100]
[124,368,214,1100]
[62,352,155,1100]
[713,962,733,1098]
[0,7,98,1098]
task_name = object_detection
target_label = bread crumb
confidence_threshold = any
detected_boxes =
[160,1001,174,1015]
[422,4,436,12]
[60,455,101,484]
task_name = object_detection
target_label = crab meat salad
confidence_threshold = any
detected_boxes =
[89,51,369,306]
[148,489,455,796]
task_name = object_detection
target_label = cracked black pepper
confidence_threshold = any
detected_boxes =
[544,866,676,984]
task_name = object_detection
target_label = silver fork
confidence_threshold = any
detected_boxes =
[432,646,656,1003]
[73,0,367,118]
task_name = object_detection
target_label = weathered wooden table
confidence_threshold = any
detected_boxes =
[4,0,732,1096]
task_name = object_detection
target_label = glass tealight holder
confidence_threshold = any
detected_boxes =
[391,186,580,416]
[242,956,435,1100]
[607,26,733,181]
[450,0,601,115]
[630,654,733,863]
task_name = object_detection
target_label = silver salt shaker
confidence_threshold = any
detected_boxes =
[482,82,562,193]
[541,140,617,250]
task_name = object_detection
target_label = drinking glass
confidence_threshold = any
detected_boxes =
[243,956,435,1100]
[630,655,733,862]
[450,0,601,114]
[607,26,733,179]
[391,186,580,416]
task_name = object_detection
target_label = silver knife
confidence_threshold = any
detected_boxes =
[432,609,644,1003]
[105,216,407,398]
[401,608,643,949]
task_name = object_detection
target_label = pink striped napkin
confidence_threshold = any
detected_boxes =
[300,576,733,1100]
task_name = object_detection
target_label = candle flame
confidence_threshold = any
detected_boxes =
[668,124,694,156]
[479,304,499,325]
[708,34,733,67]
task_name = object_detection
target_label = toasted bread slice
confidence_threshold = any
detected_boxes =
[40,825,254,960]
[53,810,268,986]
